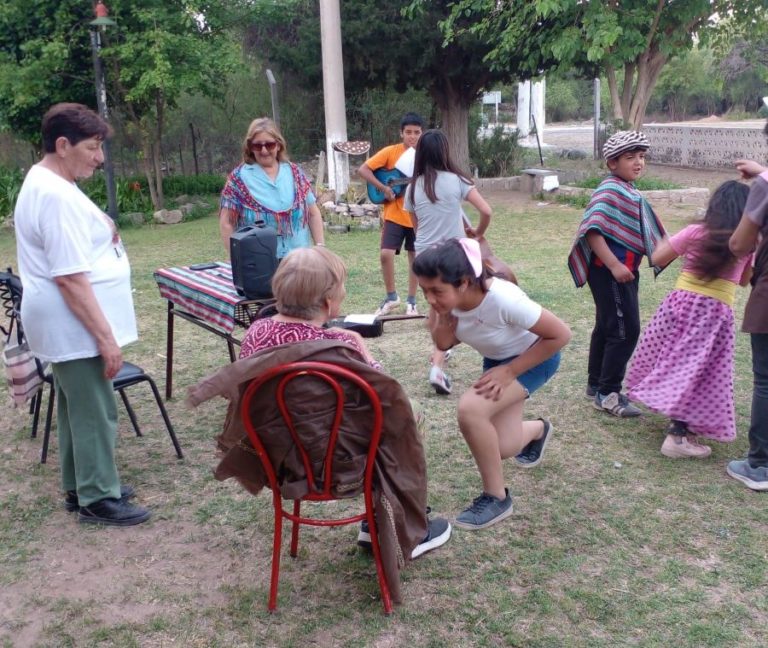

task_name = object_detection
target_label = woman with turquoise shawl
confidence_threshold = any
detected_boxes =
[219,117,325,258]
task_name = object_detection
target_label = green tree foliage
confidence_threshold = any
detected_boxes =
[651,48,723,120]
[0,1,95,143]
[245,0,562,170]
[0,0,243,209]
[102,1,242,208]
[443,0,763,129]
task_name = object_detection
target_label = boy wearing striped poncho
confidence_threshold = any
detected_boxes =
[567,131,666,418]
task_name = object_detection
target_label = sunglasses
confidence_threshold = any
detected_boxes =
[250,140,278,151]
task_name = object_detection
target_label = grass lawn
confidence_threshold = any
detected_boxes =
[0,194,766,647]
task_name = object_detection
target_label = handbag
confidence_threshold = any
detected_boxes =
[2,339,43,406]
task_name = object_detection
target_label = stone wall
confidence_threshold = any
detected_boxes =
[645,124,768,169]
[557,185,709,208]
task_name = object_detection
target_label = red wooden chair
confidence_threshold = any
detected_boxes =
[240,361,393,614]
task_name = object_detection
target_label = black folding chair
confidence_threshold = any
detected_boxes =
[0,268,183,464]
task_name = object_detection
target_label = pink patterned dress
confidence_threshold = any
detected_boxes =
[626,224,751,441]
[240,318,381,369]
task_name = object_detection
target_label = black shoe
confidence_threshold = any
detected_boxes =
[357,519,372,550]
[64,485,136,513]
[514,419,553,468]
[78,497,151,526]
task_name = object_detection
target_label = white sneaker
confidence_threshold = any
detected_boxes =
[429,365,452,395]
[374,297,400,317]
[405,302,419,316]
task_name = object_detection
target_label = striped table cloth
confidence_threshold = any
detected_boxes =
[154,262,244,333]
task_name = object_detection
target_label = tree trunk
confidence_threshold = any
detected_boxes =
[439,101,470,174]
[153,94,165,209]
[620,62,635,123]
[432,81,472,174]
[627,50,667,129]
[605,65,623,121]
[141,135,158,209]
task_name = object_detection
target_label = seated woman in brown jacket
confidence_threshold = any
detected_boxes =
[188,246,450,605]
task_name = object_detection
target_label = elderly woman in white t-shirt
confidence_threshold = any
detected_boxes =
[14,103,150,526]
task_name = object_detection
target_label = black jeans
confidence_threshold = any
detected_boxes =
[748,333,768,468]
[586,264,641,395]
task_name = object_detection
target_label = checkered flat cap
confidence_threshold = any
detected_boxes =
[602,130,650,160]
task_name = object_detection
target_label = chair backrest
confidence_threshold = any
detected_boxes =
[0,267,23,343]
[239,361,384,502]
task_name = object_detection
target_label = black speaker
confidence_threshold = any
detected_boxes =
[230,222,279,299]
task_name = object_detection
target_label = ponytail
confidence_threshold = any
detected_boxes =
[412,238,488,292]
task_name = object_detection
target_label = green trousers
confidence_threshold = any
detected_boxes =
[51,356,121,507]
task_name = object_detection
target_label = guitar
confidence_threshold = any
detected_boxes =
[366,168,411,204]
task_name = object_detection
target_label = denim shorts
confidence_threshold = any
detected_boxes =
[482,351,561,398]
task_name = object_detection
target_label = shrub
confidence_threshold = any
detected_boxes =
[470,126,521,177]
[0,166,23,224]
[79,175,154,215]
[162,174,226,197]
[571,176,682,191]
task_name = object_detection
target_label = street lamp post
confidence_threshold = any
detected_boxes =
[89,11,118,220]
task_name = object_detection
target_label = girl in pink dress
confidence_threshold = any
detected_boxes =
[627,181,753,458]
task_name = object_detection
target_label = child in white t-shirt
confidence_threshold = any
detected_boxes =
[412,238,571,530]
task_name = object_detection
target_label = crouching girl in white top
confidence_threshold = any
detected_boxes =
[412,238,571,530]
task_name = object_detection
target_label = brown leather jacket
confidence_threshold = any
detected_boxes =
[187,338,428,604]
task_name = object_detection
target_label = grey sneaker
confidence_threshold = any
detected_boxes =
[514,419,553,468]
[726,459,768,491]
[593,392,642,418]
[454,489,513,530]
[374,297,400,317]
[411,517,452,558]
[586,384,598,399]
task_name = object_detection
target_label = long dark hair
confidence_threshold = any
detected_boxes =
[688,180,749,280]
[412,238,488,293]
[409,129,473,205]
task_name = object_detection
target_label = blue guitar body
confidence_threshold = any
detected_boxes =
[366,168,411,204]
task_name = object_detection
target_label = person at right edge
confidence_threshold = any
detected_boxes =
[725,119,768,491]
[567,131,666,418]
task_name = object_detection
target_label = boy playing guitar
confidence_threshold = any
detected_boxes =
[357,112,424,316]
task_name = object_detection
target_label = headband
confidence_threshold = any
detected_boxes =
[458,238,482,278]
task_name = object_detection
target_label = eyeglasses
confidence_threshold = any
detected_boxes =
[250,140,278,151]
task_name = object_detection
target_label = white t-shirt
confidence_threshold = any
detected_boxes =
[14,165,138,363]
[403,171,473,254]
[453,278,542,360]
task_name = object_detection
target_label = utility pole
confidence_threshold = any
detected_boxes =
[319,0,349,197]
[89,6,118,220]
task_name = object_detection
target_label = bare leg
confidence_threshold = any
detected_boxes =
[457,380,529,499]
[493,404,545,460]
[406,249,418,299]
[431,348,446,369]
[380,248,396,294]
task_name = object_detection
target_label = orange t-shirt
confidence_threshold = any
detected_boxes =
[364,143,413,227]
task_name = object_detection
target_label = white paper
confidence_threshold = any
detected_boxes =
[345,314,377,325]
[542,175,560,192]
[394,147,415,178]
